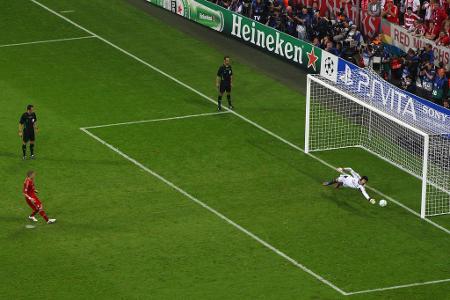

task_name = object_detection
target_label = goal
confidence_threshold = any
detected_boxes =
[305,73,450,218]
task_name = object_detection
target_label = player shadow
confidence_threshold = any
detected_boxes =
[320,192,371,217]
[0,151,19,158]
[0,150,128,167]
[0,215,26,223]
[31,156,127,167]
[245,138,323,182]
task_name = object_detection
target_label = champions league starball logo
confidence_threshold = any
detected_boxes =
[323,57,335,76]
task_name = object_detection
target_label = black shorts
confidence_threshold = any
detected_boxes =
[219,82,231,94]
[23,130,35,143]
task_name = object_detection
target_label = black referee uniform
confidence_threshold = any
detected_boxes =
[217,58,233,110]
[19,106,37,159]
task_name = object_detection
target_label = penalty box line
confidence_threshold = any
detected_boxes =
[81,111,230,129]
[0,35,95,49]
[79,127,348,296]
[33,0,450,295]
[80,125,450,297]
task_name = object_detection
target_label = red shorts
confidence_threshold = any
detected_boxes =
[26,197,42,211]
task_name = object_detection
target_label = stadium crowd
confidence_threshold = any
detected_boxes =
[213,0,450,107]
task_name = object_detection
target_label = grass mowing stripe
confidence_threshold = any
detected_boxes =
[80,127,349,296]
[0,35,95,48]
[82,111,230,129]
[29,0,449,236]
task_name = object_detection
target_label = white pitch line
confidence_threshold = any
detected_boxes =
[347,278,450,295]
[32,0,450,294]
[60,10,75,13]
[0,35,95,49]
[82,111,230,129]
[80,127,348,296]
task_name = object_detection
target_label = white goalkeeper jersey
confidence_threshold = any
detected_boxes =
[337,168,370,200]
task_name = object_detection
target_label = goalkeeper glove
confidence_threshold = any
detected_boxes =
[369,198,376,204]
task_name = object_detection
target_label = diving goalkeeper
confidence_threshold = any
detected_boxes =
[323,167,376,204]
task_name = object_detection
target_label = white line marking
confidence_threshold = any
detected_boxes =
[82,111,230,129]
[0,35,95,49]
[346,278,450,295]
[60,10,75,13]
[32,0,450,294]
[304,152,450,235]
[80,127,348,296]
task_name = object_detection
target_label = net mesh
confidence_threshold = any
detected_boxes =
[426,136,450,216]
[307,75,450,217]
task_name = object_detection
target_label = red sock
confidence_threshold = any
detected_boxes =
[30,210,38,217]
[39,210,49,222]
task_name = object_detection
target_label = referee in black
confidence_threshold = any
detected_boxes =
[216,56,233,111]
[19,104,38,160]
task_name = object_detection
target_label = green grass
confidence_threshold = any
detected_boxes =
[0,0,449,299]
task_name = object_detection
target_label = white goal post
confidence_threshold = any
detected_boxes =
[305,73,450,218]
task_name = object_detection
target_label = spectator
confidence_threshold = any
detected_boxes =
[391,55,403,79]
[229,0,243,14]
[336,42,343,56]
[284,6,297,36]
[435,30,450,45]
[431,0,448,25]
[422,1,432,22]
[405,48,420,79]
[418,62,436,99]
[296,7,313,40]
[402,75,417,93]
[251,0,266,23]
[325,41,339,55]
[403,0,421,13]
[218,0,231,9]
[315,15,332,39]
[425,21,441,40]
[241,0,251,17]
[368,0,382,17]
[421,44,435,64]
[272,0,284,13]
[412,19,426,36]
[360,44,373,67]
[311,36,321,47]
[446,79,450,108]
[431,68,449,105]
[382,0,399,24]
[403,7,420,31]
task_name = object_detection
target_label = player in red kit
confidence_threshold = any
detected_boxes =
[23,170,56,224]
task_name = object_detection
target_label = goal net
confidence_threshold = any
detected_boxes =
[305,72,450,218]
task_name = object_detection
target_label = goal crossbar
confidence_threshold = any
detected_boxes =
[305,74,450,218]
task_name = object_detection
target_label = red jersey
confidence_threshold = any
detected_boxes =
[426,22,441,38]
[403,12,420,30]
[23,178,37,199]
[413,23,426,36]
[384,4,399,24]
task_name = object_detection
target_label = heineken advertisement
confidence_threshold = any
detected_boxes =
[146,0,322,72]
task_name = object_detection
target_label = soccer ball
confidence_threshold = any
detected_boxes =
[379,199,387,207]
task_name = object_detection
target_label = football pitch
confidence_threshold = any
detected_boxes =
[1,0,450,299]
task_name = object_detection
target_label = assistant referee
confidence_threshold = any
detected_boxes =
[216,56,233,111]
[19,104,38,160]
